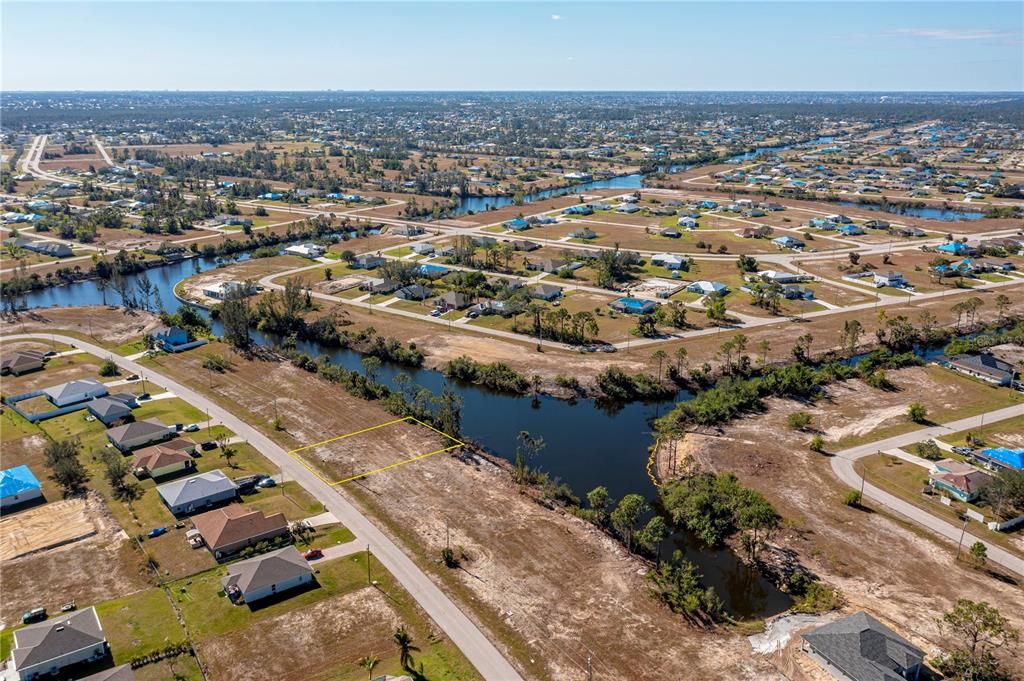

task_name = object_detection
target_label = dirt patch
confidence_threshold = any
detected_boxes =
[199,587,401,681]
[0,498,98,560]
[1,307,159,346]
[0,494,150,626]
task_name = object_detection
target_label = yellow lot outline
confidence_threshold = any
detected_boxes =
[287,416,465,486]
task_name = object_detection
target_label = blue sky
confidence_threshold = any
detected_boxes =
[3,1,1022,91]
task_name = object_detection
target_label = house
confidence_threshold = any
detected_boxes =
[360,278,401,294]
[890,226,926,238]
[470,300,512,317]
[864,219,891,230]
[149,325,190,351]
[1,350,45,376]
[395,284,433,301]
[284,243,325,259]
[801,611,924,681]
[773,236,805,250]
[651,253,687,270]
[687,281,728,295]
[974,447,1024,472]
[79,665,135,681]
[353,255,385,269]
[758,270,802,285]
[86,393,137,426]
[436,292,470,311]
[192,504,289,558]
[929,459,992,502]
[659,227,681,238]
[837,224,865,236]
[944,353,1014,386]
[504,217,530,231]
[676,216,698,229]
[202,281,254,301]
[0,465,43,509]
[158,469,238,516]
[132,440,197,479]
[873,271,907,288]
[568,227,597,240]
[782,284,815,300]
[510,240,540,252]
[609,298,658,315]
[3,238,73,258]
[529,284,563,301]
[741,225,773,239]
[106,419,176,452]
[391,224,424,237]
[43,379,107,407]
[616,203,640,214]
[222,546,315,605]
[526,257,569,274]
[562,205,593,216]
[10,607,109,681]
[973,259,1014,273]
[936,242,974,256]
[410,243,435,256]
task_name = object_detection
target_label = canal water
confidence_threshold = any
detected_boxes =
[455,174,644,215]
[836,200,985,221]
[17,254,793,617]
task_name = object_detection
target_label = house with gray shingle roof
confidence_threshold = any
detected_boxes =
[43,379,107,407]
[79,664,135,681]
[157,469,238,516]
[10,607,109,680]
[87,393,137,426]
[222,546,315,604]
[801,612,924,681]
[106,419,175,452]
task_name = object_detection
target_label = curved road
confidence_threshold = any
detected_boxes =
[830,403,1024,577]
[2,333,524,681]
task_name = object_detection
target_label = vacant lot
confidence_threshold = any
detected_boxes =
[0,499,97,560]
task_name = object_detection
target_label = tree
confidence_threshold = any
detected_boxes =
[98,359,119,377]
[586,486,612,525]
[392,626,420,669]
[968,541,987,569]
[994,293,1010,324]
[514,430,545,484]
[45,439,88,496]
[703,294,727,324]
[634,313,658,338]
[636,515,669,555]
[652,349,668,382]
[433,385,463,438]
[220,284,252,350]
[674,347,689,375]
[915,440,942,461]
[936,599,1019,681]
[736,493,780,561]
[840,319,862,357]
[358,656,379,681]
[361,356,381,384]
[983,469,1024,520]
[907,402,928,424]
[103,452,140,503]
[787,411,812,431]
[611,493,648,551]
[809,434,825,453]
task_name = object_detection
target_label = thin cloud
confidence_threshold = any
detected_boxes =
[551,14,561,21]
[887,27,1016,41]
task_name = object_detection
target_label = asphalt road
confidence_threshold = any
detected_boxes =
[2,333,525,681]
[830,403,1024,576]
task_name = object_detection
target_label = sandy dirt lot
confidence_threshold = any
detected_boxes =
[144,347,781,681]
[665,379,1024,678]
[0,493,151,627]
[1,306,158,346]
[0,499,97,560]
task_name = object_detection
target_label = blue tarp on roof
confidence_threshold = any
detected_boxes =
[0,465,41,497]
[981,448,1024,471]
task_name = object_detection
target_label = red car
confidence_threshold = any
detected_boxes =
[302,548,323,560]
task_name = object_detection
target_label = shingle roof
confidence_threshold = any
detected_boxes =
[192,504,288,552]
[222,546,313,595]
[80,664,135,681]
[106,419,171,445]
[43,379,106,403]
[157,469,237,508]
[132,445,193,474]
[803,612,924,681]
[948,353,1013,381]
[12,607,106,669]
[1,350,44,373]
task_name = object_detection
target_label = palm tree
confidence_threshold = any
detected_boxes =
[652,349,667,382]
[393,626,419,669]
[358,655,379,680]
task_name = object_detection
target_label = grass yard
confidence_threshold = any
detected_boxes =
[132,397,207,426]
[96,587,189,664]
[938,415,1024,449]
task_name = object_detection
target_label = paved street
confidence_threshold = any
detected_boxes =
[1,333,525,681]
[830,404,1024,576]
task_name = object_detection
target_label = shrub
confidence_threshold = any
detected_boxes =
[809,434,825,453]
[787,411,812,431]
[843,490,862,507]
[98,359,119,377]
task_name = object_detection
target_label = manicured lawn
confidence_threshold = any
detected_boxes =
[296,522,356,549]
[938,415,1024,448]
[113,338,148,356]
[38,410,110,454]
[170,551,373,638]
[97,588,189,664]
[132,397,207,426]
[384,246,412,257]
[241,481,324,520]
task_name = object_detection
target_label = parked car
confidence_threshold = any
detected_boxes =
[233,474,264,493]
[137,392,151,400]
[60,601,76,612]
[430,309,442,317]
[127,374,140,381]
[22,608,46,624]
[184,424,200,432]
[148,527,168,539]
[256,477,277,489]
[302,548,323,560]
[44,351,58,358]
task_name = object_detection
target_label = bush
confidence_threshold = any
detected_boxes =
[809,434,825,453]
[792,581,845,613]
[843,490,862,507]
[915,440,942,461]
[98,359,119,377]
[787,411,812,431]
[908,402,928,424]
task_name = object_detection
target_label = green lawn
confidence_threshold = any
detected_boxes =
[133,398,207,426]
[170,552,372,638]
[97,588,189,664]
[113,338,149,356]
[938,415,1024,448]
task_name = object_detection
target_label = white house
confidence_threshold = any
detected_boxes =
[758,270,803,285]
[222,546,315,604]
[410,243,435,255]
[284,243,325,259]
[651,253,687,270]
[687,280,728,295]
[43,379,108,407]
[202,281,255,301]
[676,216,698,229]
[873,271,907,288]
[10,607,108,680]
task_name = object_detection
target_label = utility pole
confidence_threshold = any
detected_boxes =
[587,653,593,681]
[206,408,211,438]
[366,545,372,584]
[955,517,969,562]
